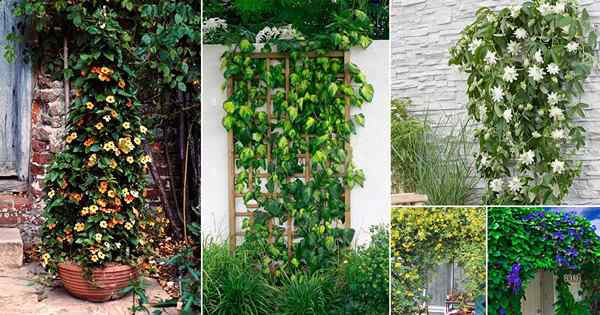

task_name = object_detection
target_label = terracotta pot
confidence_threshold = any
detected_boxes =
[58,262,138,302]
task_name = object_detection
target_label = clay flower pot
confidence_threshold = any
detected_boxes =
[58,262,138,302]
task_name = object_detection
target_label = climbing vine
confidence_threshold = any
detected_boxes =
[488,207,600,315]
[221,9,374,275]
[391,207,486,314]
[449,0,597,204]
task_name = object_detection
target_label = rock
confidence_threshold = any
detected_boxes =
[48,99,65,117]
[0,228,23,267]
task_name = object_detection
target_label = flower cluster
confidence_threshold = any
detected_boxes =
[449,0,597,204]
[41,37,151,272]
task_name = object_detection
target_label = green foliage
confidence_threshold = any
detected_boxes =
[221,34,374,277]
[390,98,478,205]
[203,0,388,44]
[488,207,600,315]
[391,207,486,314]
[449,0,597,204]
[339,225,389,314]
[278,272,334,315]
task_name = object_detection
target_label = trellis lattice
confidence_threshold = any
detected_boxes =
[227,51,353,258]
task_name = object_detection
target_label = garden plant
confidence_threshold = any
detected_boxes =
[488,207,600,315]
[449,0,597,204]
[391,207,486,314]
[4,0,200,310]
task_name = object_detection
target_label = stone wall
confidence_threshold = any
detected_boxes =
[391,0,600,204]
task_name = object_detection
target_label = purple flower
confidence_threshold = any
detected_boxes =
[566,248,578,258]
[499,308,506,315]
[553,231,565,241]
[507,263,522,294]
[556,254,576,270]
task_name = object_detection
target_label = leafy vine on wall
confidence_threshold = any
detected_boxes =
[221,9,375,276]
[449,0,597,204]
[488,207,600,315]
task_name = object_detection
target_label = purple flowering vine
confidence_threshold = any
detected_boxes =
[507,263,522,294]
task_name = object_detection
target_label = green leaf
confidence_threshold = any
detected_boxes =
[360,84,374,102]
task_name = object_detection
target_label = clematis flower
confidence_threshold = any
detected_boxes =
[547,92,560,105]
[468,38,483,54]
[492,86,504,103]
[533,50,544,64]
[551,159,565,174]
[503,66,518,82]
[507,263,522,294]
[503,109,512,123]
[549,106,564,121]
[508,177,522,193]
[518,150,535,166]
[490,178,504,193]
[507,41,519,55]
[528,65,545,81]
[484,51,497,65]
[547,63,560,75]
[515,28,527,40]
[566,42,579,53]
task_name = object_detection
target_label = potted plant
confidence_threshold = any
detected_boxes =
[39,7,151,302]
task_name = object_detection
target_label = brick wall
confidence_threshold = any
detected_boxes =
[391,0,600,204]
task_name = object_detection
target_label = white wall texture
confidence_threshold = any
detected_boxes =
[202,41,391,245]
[392,0,600,204]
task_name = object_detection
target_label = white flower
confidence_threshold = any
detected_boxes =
[480,152,491,167]
[507,41,520,55]
[538,3,553,16]
[278,24,299,40]
[532,131,542,138]
[503,66,518,83]
[508,177,523,193]
[202,17,228,33]
[533,50,544,64]
[256,26,281,43]
[547,92,560,105]
[503,108,513,123]
[547,63,560,75]
[518,150,535,166]
[528,65,545,81]
[510,5,522,18]
[549,106,564,121]
[551,159,565,174]
[485,51,497,65]
[566,41,579,53]
[553,1,566,14]
[492,86,504,103]
[551,128,566,140]
[469,38,483,54]
[515,28,528,40]
[490,179,504,193]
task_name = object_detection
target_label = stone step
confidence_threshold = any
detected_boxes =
[0,228,23,267]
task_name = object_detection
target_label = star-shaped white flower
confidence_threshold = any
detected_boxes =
[549,106,564,121]
[547,63,560,75]
[551,129,566,140]
[510,5,522,18]
[507,41,520,55]
[528,65,545,81]
[547,92,560,105]
[515,28,528,40]
[485,51,497,65]
[469,38,483,54]
[518,150,535,166]
[492,86,504,103]
[533,50,544,64]
[490,178,504,193]
[566,41,579,53]
[553,1,566,14]
[503,66,518,83]
[508,177,522,193]
[551,159,565,174]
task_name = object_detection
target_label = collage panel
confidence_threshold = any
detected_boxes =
[391,207,487,315]
[488,207,600,315]
[202,1,390,314]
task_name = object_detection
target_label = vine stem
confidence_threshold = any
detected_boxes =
[63,36,69,110]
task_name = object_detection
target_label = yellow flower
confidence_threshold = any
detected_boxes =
[111,110,118,118]
[89,205,98,214]
[118,137,134,154]
[42,253,50,267]
[75,222,85,232]
[95,122,104,130]
[107,190,116,198]
[124,222,133,230]
[91,255,99,262]
[86,102,94,110]
[100,221,108,229]
[140,125,148,134]
[106,95,116,104]
[103,141,115,151]
[109,159,118,169]
[118,80,126,89]
[133,137,141,145]
[65,132,77,143]
[100,67,113,75]
[99,181,108,193]
[88,154,97,167]
[140,155,152,165]
[122,122,130,129]
[97,251,105,260]
[126,156,134,164]
[48,190,55,198]
[95,233,103,242]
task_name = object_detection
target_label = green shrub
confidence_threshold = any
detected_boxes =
[278,272,336,315]
[391,98,478,205]
[340,225,389,314]
[203,243,274,315]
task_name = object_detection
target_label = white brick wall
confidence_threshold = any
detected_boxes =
[392,0,600,205]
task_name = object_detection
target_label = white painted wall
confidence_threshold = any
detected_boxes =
[201,41,391,245]
[392,0,600,204]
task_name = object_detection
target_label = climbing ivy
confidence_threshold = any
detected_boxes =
[449,0,597,204]
[221,9,375,276]
[488,207,600,315]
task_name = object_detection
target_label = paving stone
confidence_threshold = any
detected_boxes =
[0,228,23,267]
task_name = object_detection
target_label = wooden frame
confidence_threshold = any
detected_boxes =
[227,51,353,255]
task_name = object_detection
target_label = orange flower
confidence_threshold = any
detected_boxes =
[91,67,101,74]
[84,138,95,147]
[69,193,82,202]
[118,80,126,89]
[48,223,56,230]
[124,194,135,204]
[99,181,108,193]
[98,73,111,82]
[109,159,118,169]
[114,198,122,206]
[111,110,118,118]
[97,199,107,208]
[74,222,85,232]
[100,67,113,75]
[86,102,94,110]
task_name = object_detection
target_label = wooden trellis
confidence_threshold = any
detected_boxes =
[227,51,353,256]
